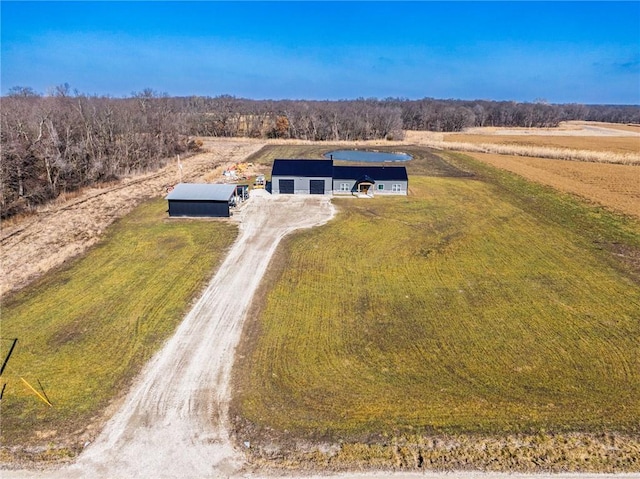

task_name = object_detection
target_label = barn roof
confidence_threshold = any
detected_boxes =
[333,165,408,181]
[166,183,237,201]
[272,159,334,177]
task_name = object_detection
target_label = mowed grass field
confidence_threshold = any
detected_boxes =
[233,148,640,468]
[1,198,237,452]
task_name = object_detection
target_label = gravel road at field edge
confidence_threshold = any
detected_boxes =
[14,189,334,479]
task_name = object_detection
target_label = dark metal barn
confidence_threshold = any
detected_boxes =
[166,183,237,217]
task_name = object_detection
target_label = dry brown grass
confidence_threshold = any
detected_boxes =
[0,140,266,297]
[405,122,640,165]
[462,120,640,136]
[444,134,640,155]
[570,120,640,133]
[406,135,640,165]
[244,432,640,473]
[462,152,640,218]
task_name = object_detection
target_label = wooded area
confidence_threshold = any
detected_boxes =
[2,85,639,218]
[1,88,195,218]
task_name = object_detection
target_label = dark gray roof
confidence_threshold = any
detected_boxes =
[354,175,376,185]
[333,165,408,181]
[166,183,237,201]
[272,159,334,177]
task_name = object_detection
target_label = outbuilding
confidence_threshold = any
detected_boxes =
[166,183,237,217]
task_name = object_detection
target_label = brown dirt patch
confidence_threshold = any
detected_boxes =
[466,152,640,218]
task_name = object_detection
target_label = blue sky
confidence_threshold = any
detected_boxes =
[2,1,639,104]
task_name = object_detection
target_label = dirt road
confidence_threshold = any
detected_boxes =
[9,189,330,478]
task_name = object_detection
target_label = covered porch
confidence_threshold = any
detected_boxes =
[352,175,376,198]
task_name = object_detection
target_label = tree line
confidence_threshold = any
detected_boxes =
[2,85,639,218]
[181,96,640,138]
[1,87,195,218]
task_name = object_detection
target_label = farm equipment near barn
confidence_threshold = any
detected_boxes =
[253,175,266,189]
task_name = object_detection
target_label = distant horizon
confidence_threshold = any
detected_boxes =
[2,2,639,105]
[5,87,639,107]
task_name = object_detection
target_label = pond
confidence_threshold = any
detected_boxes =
[324,149,412,163]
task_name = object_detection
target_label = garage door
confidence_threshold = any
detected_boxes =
[309,179,325,195]
[279,179,294,194]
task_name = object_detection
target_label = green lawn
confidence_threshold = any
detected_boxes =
[234,172,640,439]
[1,198,237,447]
[3,145,639,470]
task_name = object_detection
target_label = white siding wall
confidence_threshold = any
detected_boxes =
[332,180,408,195]
[272,176,332,194]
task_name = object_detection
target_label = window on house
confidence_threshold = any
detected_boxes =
[377,184,384,190]
[392,184,402,192]
[340,183,350,191]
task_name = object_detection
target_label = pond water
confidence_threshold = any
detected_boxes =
[324,149,412,162]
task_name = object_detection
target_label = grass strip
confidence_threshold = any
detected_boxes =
[442,152,640,281]
[1,197,237,450]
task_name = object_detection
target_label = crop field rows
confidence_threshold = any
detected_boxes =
[450,153,640,218]
[460,152,640,218]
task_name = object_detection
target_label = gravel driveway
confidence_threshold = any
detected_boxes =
[6,190,334,479]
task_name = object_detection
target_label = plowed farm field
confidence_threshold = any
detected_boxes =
[428,122,640,217]
[461,152,640,218]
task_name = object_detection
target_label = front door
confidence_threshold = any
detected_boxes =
[359,183,373,194]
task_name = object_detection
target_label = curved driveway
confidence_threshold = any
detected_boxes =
[6,191,637,479]
[19,190,334,479]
